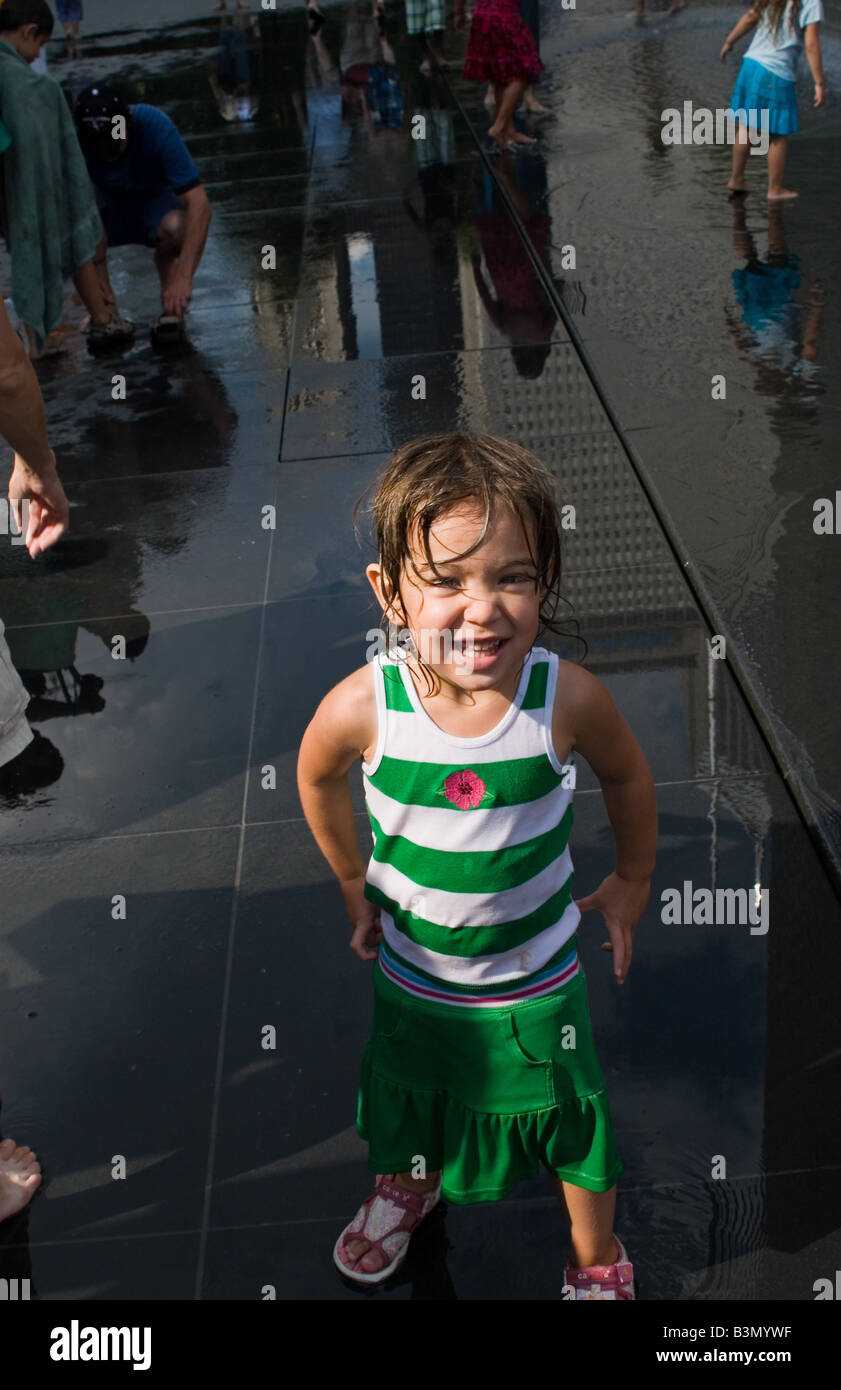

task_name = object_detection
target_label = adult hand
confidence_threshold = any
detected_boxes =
[575,871,650,985]
[8,451,69,557]
[162,273,193,318]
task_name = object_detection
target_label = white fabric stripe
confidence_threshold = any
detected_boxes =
[380,899,581,984]
[363,775,573,853]
[366,844,576,928]
[382,705,550,763]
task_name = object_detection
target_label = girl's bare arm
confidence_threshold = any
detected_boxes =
[721,6,760,59]
[296,665,376,885]
[803,23,825,102]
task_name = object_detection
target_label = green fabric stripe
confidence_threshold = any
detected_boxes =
[521,660,548,710]
[365,879,576,957]
[382,664,413,712]
[367,752,567,808]
[367,803,573,893]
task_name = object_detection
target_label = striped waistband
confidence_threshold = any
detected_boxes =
[377,939,581,1008]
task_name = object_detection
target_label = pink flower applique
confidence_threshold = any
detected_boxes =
[443,769,486,810]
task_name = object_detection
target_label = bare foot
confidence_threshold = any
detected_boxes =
[0,1139,42,1222]
[523,97,547,113]
[727,181,748,195]
[510,130,537,144]
[767,187,798,200]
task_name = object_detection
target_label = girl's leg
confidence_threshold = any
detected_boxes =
[488,79,536,148]
[522,84,546,113]
[728,119,751,193]
[551,1177,618,1267]
[767,134,797,199]
[344,1167,442,1273]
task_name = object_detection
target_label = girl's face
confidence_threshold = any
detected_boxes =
[370,499,547,694]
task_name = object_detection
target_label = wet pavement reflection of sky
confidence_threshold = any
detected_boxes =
[1,0,840,1302]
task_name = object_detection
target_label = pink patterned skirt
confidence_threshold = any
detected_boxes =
[463,0,543,87]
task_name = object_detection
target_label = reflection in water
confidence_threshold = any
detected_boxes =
[208,10,262,123]
[726,200,823,393]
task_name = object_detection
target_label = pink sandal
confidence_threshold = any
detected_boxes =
[334,1174,442,1285]
[563,1235,636,1300]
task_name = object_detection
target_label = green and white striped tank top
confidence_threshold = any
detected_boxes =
[361,645,581,1008]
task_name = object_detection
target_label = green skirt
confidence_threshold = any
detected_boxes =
[356,957,623,1204]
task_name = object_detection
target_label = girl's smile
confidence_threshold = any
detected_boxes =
[368,499,546,707]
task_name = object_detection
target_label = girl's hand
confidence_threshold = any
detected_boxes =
[814,81,826,108]
[720,40,733,62]
[341,877,383,961]
[575,872,651,984]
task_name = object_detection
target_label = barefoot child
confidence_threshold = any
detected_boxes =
[297,433,657,1297]
[457,0,543,150]
[721,0,825,200]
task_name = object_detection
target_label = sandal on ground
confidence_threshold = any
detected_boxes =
[564,1235,635,1300]
[86,313,135,351]
[334,1173,442,1286]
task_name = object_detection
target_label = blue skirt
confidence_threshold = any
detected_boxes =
[731,56,798,136]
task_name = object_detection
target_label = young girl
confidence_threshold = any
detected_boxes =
[721,0,825,199]
[456,0,543,150]
[297,434,657,1298]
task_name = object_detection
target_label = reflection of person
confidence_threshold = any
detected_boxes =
[56,0,84,60]
[0,1,135,355]
[74,86,212,336]
[0,296,68,795]
[208,10,260,122]
[298,433,657,1295]
[459,0,543,150]
[725,199,823,382]
[721,0,825,199]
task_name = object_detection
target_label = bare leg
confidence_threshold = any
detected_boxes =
[552,1178,619,1268]
[488,80,536,148]
[344,1168,442,1273]
[728,119,751,193]
[522,84,546,113]
[154,210,187,310]
[767,134,797,199]
[484,83,496,108]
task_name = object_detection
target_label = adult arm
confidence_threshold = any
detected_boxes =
[0,299,69,556]
[162,185,212,317]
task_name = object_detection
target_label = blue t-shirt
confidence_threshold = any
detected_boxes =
[86,104,200,199]
[745,0,823,82]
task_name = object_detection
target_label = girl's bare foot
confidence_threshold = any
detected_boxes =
[523,96,547,113]
[767,187,798,200]
[727,180,748,195]
[510,129,537,144]
[0,1139,42,1221]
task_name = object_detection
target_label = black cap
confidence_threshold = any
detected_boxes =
[75,86,130,161]
[75,84,129,128]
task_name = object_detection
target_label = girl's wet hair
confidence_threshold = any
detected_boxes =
[354,432,586,693]
[0,0,55,35]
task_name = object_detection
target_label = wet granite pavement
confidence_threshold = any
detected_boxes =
[1,1,840,1302]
